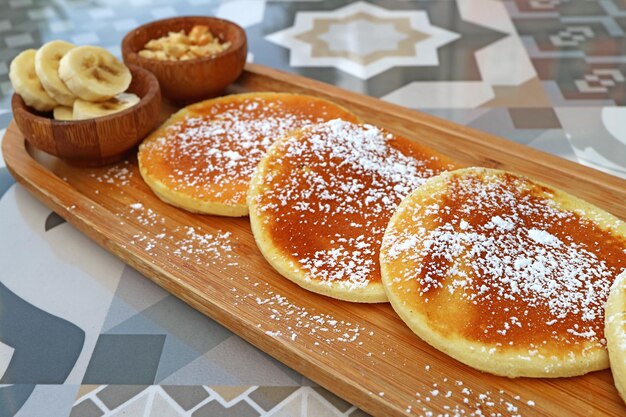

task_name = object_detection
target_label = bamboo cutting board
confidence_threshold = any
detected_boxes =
[3,63,626,417]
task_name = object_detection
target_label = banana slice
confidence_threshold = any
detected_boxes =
[59,46,131,102]
[35,40,77,106]
[73,92,140,120]
[9,49,57,112]
[53,106,74,121]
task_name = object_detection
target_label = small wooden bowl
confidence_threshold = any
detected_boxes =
[12,65,161,167]
[121,16,247,103]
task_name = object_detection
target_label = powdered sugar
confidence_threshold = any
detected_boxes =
[90,160,134,187]
[140,96,355,205]
[409,364,537,417]
[124,202,236,266]
[252,120,452,290]
[383,170,626,347]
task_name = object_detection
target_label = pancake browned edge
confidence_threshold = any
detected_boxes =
[248,120,455,303]
[606,270,626,402]
[381,167,626,377]
[138,92,360,217]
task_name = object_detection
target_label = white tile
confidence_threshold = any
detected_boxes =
[0,128,5,168]
[0,81,12,96]
[71,33,100,45]
[0,20,11,32]
[148,392,186,417]
[216,0,266,27]
[0,61,7,75]
[49,20,74,33]
[602,107,626,147]
[105,45,122,59]
[475,36,536,86]
[151,7,178,19]
[0,341,14,378]
[114,18,139,32]
[382,81,495,109]
[89,8,115,19]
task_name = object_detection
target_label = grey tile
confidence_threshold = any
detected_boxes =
[0,384,35,416]
[0,282,84,384]
[5,33,34,48]
[130,295,232,355]
[313,386,352,412]
[192,400,260,417]
[45,212,66,232]
[82,334,165,384]
[249,387,298,411]
[27,7,56,20]
[70,399,103,417]
[96,385,148,411]
[162,385,209,411]
[8,0,33,8]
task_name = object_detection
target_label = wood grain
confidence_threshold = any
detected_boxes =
[122,16,247,103]
[11,64,161,166]
[3,63,626,417]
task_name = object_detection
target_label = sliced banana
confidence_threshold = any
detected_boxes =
[53,106,74,121]
[73,92,140,120]
[35,40,77,106]
[9,49,57,112]
[59,46,131,102]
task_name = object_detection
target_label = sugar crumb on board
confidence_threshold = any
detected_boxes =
[407,364,537,417]
[123,201,237,266]
[231,279,366,348]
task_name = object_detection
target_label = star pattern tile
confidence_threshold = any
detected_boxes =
[267,2,460,79]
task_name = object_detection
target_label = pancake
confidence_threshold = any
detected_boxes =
[138,92,360,216]
[248,120,455,302]
[606,270,626,401]
[380,167,626,377]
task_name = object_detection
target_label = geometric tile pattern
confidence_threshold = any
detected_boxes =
[70,386,365,417]
[1,0,626,416]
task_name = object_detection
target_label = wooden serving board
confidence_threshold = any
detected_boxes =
[4,63,626,417]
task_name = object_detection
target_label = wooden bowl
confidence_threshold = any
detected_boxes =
[121,16,247,103]
[12,64,161,167]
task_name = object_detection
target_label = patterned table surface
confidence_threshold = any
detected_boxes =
[1,1,625,416]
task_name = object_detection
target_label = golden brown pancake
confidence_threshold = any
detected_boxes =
[605,270,626,402]
[381,167,626,377]
[248,120,455,302]
[138,92,360,216]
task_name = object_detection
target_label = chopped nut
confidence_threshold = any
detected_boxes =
[138,50,155,59]
[139,24,230,61]
[145,39,163,51]
[188,25,209,42]
[164,42,186,58]
[196,32,214,46]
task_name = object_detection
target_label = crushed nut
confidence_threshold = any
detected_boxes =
[139,25,231,61]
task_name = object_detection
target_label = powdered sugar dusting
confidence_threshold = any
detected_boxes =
[89,161,134,188]
[383,170,626,349]
[124,202,236,266]
[252,120,453,289]
[140,96,356,205]
[408,364,537,416]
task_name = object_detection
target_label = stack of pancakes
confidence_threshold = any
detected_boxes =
[137,92,626,385]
